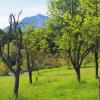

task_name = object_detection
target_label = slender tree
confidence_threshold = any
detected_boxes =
[0,11,23,97]
[23,28,48,83]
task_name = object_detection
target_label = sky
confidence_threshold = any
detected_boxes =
[0,0,48,29]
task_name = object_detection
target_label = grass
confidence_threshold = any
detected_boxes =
[0,67,99,100]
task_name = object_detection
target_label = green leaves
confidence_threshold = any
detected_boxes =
[23,28,49,53]
[48,0,100,74]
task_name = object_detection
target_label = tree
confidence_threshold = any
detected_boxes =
[23,28,48,83]
[0,11,23,97]
[48,0,99,81]
[9,11,23,97]
[23,32,35,84]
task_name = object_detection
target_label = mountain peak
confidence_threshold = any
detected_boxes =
[35,13,48,18]
[20,14,48,28]
[36,13,44,16]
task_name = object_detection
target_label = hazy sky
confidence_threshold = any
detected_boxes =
[0,0,48,29]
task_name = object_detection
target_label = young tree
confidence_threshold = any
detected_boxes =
[9,11,23,97]
[0,11,23,96]
[23,28,48,83]
[23,32,35,84]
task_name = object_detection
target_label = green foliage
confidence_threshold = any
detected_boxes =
[48,0,100,69]
[4,42,17,66]
[21,22,35,32]
[49,0,100,50]
[23,28,48,52]
[23,28,49,70]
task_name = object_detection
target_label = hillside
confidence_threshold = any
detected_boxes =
[4,14,48,31]
[20,14,48,28]
[0,67,98,100]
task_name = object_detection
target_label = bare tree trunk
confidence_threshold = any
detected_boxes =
[29,69,32,84]
[26,49,32,84]
[14,46,21,97]
[14,72,20,97]
[75,67,80,82]
[68,51,81,82]
[14,27,22,97]
[95,41,99,79]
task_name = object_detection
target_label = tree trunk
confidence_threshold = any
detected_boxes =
[95,41,99,79]
[26,49,33,84]
[14,29,22,97]
[28,68,32,84]
[75,67,80,82]
[98,78,100,100]
[14,72,20,97]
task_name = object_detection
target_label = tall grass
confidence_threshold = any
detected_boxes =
[0,67,99,100]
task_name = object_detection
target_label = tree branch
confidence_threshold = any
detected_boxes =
[79,45,94,67]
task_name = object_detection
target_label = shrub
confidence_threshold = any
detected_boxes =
[0,60,9,76]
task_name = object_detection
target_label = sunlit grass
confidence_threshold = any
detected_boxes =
[0,67,99,100]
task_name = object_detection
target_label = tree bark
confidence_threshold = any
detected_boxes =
[29,69,32,84]
[26,49,33,84]
[76,68,81,82]
[14,45,21,97]
[14,71,20,97]
[75,67,80,82]
[14,27,22,97]
[95,41,99,79]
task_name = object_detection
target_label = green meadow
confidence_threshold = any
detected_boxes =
[0,67,99,100]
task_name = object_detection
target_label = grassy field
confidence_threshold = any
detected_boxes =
[0,67,99,100]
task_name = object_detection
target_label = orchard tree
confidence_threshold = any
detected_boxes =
[80,0,100,78]
[23,28,48,83]
[23,31,35,84]
[48,0,100,81]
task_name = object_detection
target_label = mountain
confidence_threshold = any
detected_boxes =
[4,14,48,32]
[20,14,48,28]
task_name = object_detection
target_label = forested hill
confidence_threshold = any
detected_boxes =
[20,14,48,28]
